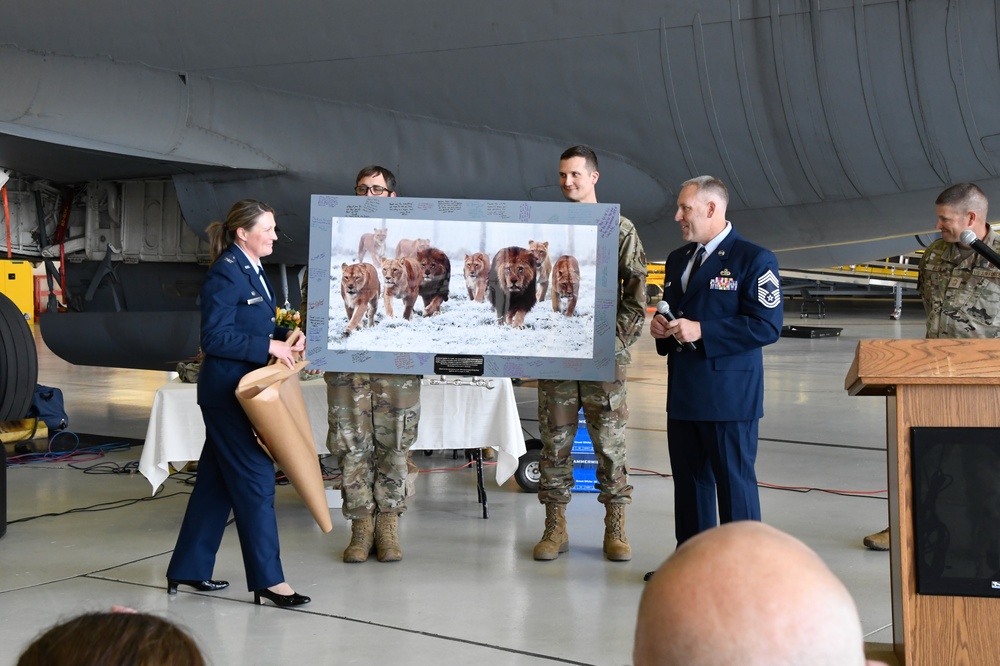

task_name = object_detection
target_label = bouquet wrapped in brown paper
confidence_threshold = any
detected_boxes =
[235,332,332,533]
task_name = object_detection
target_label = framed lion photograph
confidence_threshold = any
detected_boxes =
[305,195,620,380]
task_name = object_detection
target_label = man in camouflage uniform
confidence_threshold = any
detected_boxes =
[533,145,647,562]
[864,182,1000,551]
[317,165,421,563]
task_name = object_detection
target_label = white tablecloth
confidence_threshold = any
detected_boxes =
[411,377,526,484]
[139,376,525,493]
[139,378,329,493]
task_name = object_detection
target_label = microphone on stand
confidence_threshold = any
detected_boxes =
[959,230,1000,270]
[654,300,696,355]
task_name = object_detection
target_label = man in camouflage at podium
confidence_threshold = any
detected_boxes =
[864,182,1000,551]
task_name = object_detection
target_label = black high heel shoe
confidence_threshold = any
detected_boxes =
[167,579,230,595]
[254,588,311,607]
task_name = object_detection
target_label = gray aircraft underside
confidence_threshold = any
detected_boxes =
[0,0,997,370]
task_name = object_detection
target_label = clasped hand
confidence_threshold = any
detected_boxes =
[269,335,305,369]
[650,314,702,346]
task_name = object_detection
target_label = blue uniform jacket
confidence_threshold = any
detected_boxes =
[663,228,782,421]
[197,245,289,407]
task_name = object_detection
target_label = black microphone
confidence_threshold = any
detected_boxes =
[654,300,696,355]
[959,230,1000,269]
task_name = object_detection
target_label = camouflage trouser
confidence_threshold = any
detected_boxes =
[537,364,632,505]
[325,372,421,519]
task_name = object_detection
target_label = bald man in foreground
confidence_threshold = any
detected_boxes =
[634,522,887,666]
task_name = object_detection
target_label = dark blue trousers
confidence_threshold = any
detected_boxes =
[667,418,761,546]
[166,400,284,591]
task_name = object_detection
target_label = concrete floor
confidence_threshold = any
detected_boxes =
[1,299,911,665]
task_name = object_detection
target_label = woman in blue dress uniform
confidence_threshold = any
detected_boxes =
[166,199,310,607]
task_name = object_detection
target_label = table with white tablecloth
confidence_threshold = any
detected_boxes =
[411,376,525,484]
[138,378,329,493]
[139,375,526,499]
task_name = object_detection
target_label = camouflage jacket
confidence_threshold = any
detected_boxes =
[919,228,1000,339]
[616,215,648,364]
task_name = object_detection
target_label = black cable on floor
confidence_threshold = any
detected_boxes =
[6,491,191,526]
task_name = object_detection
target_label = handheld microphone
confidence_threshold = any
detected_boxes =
[654,300,696,355]
[959,230,1000,270]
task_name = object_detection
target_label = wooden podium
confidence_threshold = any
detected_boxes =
[846,339,1000,665]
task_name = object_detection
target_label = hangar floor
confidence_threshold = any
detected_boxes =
[1,300,911,665]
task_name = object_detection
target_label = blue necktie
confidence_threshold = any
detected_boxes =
[257,266,270,300]
[690,247,706,277]
[685,246,706,292]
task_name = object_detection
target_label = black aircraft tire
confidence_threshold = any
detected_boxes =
[0,293,37,421]
[515,448,541,493]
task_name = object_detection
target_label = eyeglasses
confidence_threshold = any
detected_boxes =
[355,185,392,195]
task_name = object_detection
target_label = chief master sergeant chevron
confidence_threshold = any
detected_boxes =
[649,175,782,578]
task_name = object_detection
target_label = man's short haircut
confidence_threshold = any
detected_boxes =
[936,182,988,218]
[356,165,397,193]
[682,175,730,206]
[560,145,598,172]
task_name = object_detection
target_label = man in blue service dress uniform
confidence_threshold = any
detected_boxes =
[649,175,782,579]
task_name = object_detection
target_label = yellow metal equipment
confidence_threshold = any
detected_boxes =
[0,259,33,323]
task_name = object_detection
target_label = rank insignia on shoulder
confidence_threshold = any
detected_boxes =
[757,270,781,309]
[224,256,235,264]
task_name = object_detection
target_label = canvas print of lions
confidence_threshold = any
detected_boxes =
[322,217,601,360]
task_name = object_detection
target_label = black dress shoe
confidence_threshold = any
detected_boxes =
[167,579,230,595]
[254,588,311,607]
[643,571,655,582]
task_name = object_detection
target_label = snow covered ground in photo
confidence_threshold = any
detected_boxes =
[324,252,598,359]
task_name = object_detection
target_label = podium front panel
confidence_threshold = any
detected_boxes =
[911,426,1000,598]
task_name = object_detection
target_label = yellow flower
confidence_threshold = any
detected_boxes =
[276,308,301,329]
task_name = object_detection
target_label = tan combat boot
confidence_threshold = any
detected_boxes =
[603,503,632,561]
[533,504,569,560]
[863,527,890,551]
[375,513,402,562]
[343,515,375,563]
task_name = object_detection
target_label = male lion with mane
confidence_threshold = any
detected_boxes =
[381,257,422,320]
[416,247,451,316]
[340,262,381,334]
[487,246,537,328]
